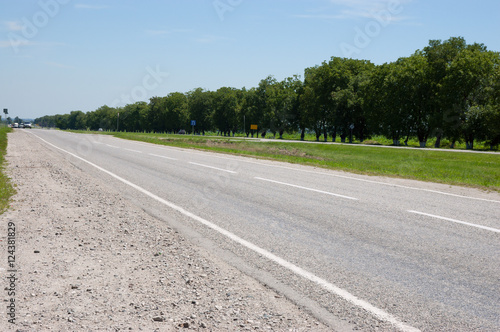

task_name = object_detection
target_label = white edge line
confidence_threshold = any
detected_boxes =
[106,144,120,148]
[408,210,500,233]
[189,162,237,174]
[149,153,178,160]
[255,177,358,201]
[31,132,419,332]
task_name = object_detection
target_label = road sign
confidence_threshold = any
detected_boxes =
[349,124,354,130]
[191,120,196,126]
[250,124,258,130]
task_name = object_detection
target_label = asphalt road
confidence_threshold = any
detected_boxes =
[27,129,500,331]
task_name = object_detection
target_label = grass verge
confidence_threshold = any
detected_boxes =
[0,126,15,214]
[106,132,500,192]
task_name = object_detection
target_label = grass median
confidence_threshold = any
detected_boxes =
[104,132,499,192]
[0,126,15,214]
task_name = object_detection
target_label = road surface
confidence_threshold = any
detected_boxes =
[27,129,500,331]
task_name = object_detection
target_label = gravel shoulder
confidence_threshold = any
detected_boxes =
[0,130,329,331]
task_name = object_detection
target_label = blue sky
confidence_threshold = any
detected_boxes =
[1,0,499,120]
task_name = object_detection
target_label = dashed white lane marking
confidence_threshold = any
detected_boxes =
[106,144,120,148]
[32,132,420,332]
[255,177,358,201]
[123,148,142,153]
[149,153,178,161]
[408,211,500,233]
[189,162,237,174]
[115,138,500,204]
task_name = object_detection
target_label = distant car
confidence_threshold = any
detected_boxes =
[24,122,32,128]
[178,129,186,135]
[19,123,25,128]
[13,123,19,128]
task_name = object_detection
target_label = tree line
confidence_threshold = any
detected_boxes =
[35,37,500,149]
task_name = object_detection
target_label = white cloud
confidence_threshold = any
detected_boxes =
[0,39,32,48]
[296,0,412,21]
[0,40,65,50]
[145,29,171,36]
[45,61,76,69]
[329,0,411,19]
[4,21,23,31]
[145,28,193,36]
[194,35,229,44]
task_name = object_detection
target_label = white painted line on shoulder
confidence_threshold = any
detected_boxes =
[255,177,358,201]
[106,144,120,148]
[149,153,178,161]
[408,211,500,233]
[189,162,237,174]
[32,132,419,332]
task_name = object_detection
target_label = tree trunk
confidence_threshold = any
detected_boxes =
[466,141,474,150]
[419,141,426,148]
[393,139,400,146]
[279,130,284,139]
[300,127,305,141]
[434,133,442,148]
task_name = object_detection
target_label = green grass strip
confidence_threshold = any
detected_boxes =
[0,126,15,214]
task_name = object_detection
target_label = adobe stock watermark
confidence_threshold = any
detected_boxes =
[7,0,71,54]
[213,0,243,21]
[340,0,404,58]
[110,65,169,107]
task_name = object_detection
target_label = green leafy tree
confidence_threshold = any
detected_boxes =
[255,76,276,137]
[240,87,262,137]
[86,105,116,131]
[120,102,148,132]
[440,46,499,149]
[211,87,238,136]
[302,64,332,141]
[329,58,374,143]
[67,110,86,130]
[164,92,189,133]
[187,88,213,135]
[148,96,167,133]
[266,76,301,139]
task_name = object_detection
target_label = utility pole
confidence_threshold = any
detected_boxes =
[117,112,119,132]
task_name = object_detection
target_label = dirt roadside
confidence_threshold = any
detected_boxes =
[0,130,330,331]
